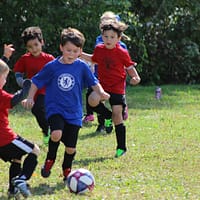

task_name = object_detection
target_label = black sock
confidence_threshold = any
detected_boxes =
[97,114,105,126]
[62,152,76,170]
[9,162,21,191]
[20,153,38,180]
[115,123,126,151]
[47,138,60,160]
[92,102,112,119]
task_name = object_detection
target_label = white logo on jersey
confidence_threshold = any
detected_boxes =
[57,73,75,91]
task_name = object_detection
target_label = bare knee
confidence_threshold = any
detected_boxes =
[88,91,100,107]
[66,147,76,154]
[51,130,62,142]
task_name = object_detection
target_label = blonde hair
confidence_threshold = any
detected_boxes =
[0,59,9,74]
[100,11,116,22]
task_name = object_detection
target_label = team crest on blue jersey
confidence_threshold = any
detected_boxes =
[58,73,75,91]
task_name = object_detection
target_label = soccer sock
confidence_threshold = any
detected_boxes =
[47,138,60,160]
[97,114,105,126]
[9,162,21,191]
[62,151,76,170]
[115,123,126,151]
[20,153,38,180]
[92,102,112,119]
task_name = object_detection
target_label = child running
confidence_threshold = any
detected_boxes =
[0,48,40,198]
[13,26,55,145]
[22,27,110,184]
[83,11,130,134]
[81,19,141,157]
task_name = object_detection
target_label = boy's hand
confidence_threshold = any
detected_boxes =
[100,91,110,100]
[21,98,34,109]
[130,77,141,85]
[3,44,15,59]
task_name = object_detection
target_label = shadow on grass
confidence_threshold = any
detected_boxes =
[0,182,65,199]
[79,130,109,140]
[31,182,65,196]
[73,156,114,166]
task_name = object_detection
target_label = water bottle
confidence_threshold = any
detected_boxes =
[155,87,162,100]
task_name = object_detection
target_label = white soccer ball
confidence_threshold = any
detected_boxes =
[66,168,95,194]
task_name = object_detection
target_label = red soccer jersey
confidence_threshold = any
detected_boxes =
[14,52,54,96]
[92,43,136,94]
[0,89,17,146]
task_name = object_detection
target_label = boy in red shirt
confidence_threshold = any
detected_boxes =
[82,19,141,157]
[13,27,55,145]
[0,50,40,198]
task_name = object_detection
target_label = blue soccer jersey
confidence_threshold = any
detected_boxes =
[32,57,99,126]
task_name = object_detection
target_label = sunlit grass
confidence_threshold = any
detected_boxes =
[0,85,200,199]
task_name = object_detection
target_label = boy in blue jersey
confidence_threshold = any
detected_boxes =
[22,27,110,184]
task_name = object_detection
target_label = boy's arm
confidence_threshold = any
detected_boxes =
[81,52,94,63]
[21,83,38,109]
[11,79,31,107]
[126,65,141,85]
[15,72,24,88]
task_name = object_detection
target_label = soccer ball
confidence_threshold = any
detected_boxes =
[66,168,95,194]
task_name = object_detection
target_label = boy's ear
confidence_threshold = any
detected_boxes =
[41,39,45,46]
[79,48,83,57]
[59,44,63,52]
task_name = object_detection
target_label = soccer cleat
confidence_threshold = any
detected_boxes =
[115,149,126,158]
[82,114,94,123]
[7,187,20,200]
[104,119,113,133]
[12,177,31,198]
[95,124,105,133]
[41,159,55,178]
[63,168,71,185]
[123,106,128,120]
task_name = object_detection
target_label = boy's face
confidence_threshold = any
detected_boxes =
[26,38,43,57]
[60,41,82,64]
[0,71,8,89]
[102,30,120,49]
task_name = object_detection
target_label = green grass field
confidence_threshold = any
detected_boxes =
[0,85,200,200]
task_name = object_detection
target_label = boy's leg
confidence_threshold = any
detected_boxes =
[109,94,127,157]
[83,88,94,123]
[41,138,60,177]
[96,114,105,132]
[9,161,21,193]
[92,102,112,119]
[61,124,80,182]
[41,114,64,177]
[10,137,39,197]
[31,94,50,145]
[115,123,127,157]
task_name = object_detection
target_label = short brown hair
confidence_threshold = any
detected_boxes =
[101,19,128,38]
[21,26,43,45]
[60,28,85,48]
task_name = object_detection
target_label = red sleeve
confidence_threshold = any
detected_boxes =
[13,55,26,73]
[122,49,136,68]
[0,90,13,109]
[91,46,100,63]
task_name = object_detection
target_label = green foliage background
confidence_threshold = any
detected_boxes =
[0,0,200,90]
